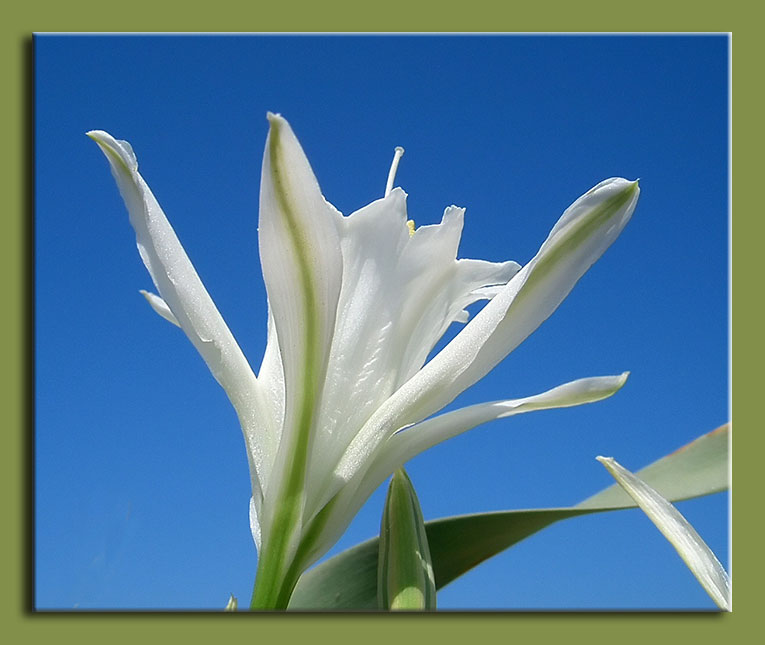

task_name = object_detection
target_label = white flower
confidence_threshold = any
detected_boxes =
[88,114,639,607]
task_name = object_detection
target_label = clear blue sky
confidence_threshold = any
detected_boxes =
[35,34,729,610]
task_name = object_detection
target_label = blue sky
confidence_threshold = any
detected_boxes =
[35,34,729,610]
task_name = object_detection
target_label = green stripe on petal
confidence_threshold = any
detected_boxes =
[251,115,343,609]
[516,180,638,307]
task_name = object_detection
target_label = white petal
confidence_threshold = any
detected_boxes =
[256,114,344,550]
[89,130,274,506]
[249,496,262,552]
[251,309,285,490]
[365,373,630,512]
[139,290,180,327]
[597,456,731,610]
[388,372,630,466]
[337,178,638,481]
[305,374,628,570]
[88,130,258,400]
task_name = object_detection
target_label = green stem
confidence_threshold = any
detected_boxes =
[249,497,339,610]
[249,509,299,609]
[250,547,302,610]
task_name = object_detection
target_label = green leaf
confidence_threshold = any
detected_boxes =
[576,424,729,510]
[378,469,436,610]
[288,425,728,610]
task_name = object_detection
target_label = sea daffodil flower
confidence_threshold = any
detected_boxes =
[88,114,639,609]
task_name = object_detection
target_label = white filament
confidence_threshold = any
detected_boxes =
[385,146,405,197]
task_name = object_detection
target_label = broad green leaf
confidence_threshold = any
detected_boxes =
[577,424,729,510]
[288,425,728,609]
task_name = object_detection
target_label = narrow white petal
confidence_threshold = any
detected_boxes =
[88,130,274,508]
[368,373,630,506]
[88,130,258,400]
[256,114,344,552]
[597,456,731,610]
[139,290,180,327]
[338,179,638,481]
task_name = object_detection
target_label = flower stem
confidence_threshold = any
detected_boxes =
[250,502,303,609]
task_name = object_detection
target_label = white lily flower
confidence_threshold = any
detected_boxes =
[88,114,639,608]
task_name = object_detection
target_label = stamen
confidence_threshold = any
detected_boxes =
[384,146,405,198]
[406,220,416,237]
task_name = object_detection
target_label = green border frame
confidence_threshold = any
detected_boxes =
[6,2,753,642]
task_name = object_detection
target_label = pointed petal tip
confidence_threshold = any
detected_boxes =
[87,129,138,173]
[139,289,181,327]
[621,178,640,198]
[86,129,114,145]
[86,129,114,151]
[593,176,640,196]
[266,111,286,128]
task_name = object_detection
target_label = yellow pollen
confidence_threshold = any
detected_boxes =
[407,220,416,237]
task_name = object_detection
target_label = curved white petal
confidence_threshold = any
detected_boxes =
[385,372,630,471]
[305,373,628,570]
[337,178,639,483]
[597,456,731,611]
[88,131,258,394]
[88,131,274,531]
